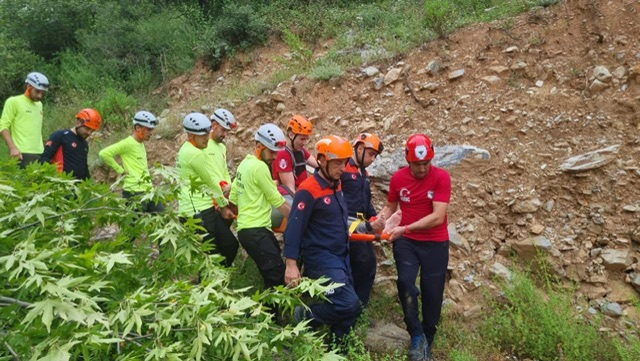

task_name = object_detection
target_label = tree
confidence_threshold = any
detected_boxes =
[0,161,342,360]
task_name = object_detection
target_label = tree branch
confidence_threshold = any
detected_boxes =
[0,296,32,308]
[3,341,20,361]
[6,207,133,236]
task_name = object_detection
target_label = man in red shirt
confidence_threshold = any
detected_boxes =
[379,134,451,361]
[271,114,318,195]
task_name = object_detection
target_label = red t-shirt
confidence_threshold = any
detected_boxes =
[272,147,311,190]
[388,165,451,241]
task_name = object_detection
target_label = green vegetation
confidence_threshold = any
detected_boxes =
[431,270,640,361]
[0,161,344,360]
[5,0,640,360]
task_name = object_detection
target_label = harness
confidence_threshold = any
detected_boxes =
[284,146,307,180]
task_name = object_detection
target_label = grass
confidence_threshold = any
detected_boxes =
[340,259,640,361]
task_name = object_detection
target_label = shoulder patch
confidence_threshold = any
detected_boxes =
[279,158,288,169]
[297,202,306,210]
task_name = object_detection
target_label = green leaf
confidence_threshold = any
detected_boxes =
[96,251,133,273]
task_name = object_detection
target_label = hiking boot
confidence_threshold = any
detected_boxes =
[408,334,428,361]
[425,342,434,361]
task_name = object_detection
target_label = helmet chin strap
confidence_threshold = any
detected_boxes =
[319,160,340,185]
[289,133,298,150]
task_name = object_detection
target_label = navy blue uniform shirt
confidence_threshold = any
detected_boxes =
[40,129,89,180]
[341,158,376,219]
[284,170,350,270]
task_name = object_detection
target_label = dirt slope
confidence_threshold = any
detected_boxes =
[133,0,639,334]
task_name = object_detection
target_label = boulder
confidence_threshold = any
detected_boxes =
[448,224,471,254]
[511,236,554,259]
[490,262,512,280]
[579,282,608,300]
[511,198,542,213]
[368,145,491,178]
[448,69,465,81]
[560,145,620,173]
[600,249,632,271]
[592,66,612,83]
[601,302,623,317]
[365,321,409,353]
[607,280,639,304]
[363,66,380,77]
[383,68,402,85]
[481,76,501,85]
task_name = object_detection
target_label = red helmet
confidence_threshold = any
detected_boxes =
[353,133,384,153]
[76,108,102,131]
[316,135,353,160]
[405,134,434,162]
[287,114,313,136]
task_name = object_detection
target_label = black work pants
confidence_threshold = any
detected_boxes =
[237,227,285,289]
[393,237,449,346]
[194,206,239,267]
[349,240,377,308]
[123,190,166,213]
[20,153,40,168]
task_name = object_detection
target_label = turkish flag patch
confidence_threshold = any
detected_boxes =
[297,202,305,210]
[323,197,331,205]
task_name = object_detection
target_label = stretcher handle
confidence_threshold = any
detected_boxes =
[349,233,391,242]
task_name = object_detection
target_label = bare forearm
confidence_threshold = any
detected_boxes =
[405,212,445,232]
[1,129,16,148]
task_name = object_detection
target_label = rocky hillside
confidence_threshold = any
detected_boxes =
[106,0,639,344]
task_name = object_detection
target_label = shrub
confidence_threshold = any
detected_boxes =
[215,3,270,50]
[77,2,202,93]
[282,28,314,69]
[0,162,346,360]
[95,88,138,130]
[482,271,617,361]
[0,35,44,103]
[0,0,96,60]
[311,62,345,81]
[424,1,457,39]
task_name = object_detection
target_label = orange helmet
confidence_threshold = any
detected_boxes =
[316,135,353,160]
[76,108,102,131]
[405,134,434,162]
[353,133,384,153]
[287,114,313,136]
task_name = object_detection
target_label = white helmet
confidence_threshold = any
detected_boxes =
[133,111,158,128]
[255,123,286,151]
[25,72,49,91]
[183,113,212,135]
[211,108,237,130]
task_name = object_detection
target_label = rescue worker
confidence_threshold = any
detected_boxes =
[99,111,165,213]
[341,133,386,308]
[271,114,318,195]
[177,112,237,267]
[230,123,291,290]
[202,108,239,261]
[39,108,101,181]
[1,72,50,167]
[284,135,361,348]
[378,134,451,361]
